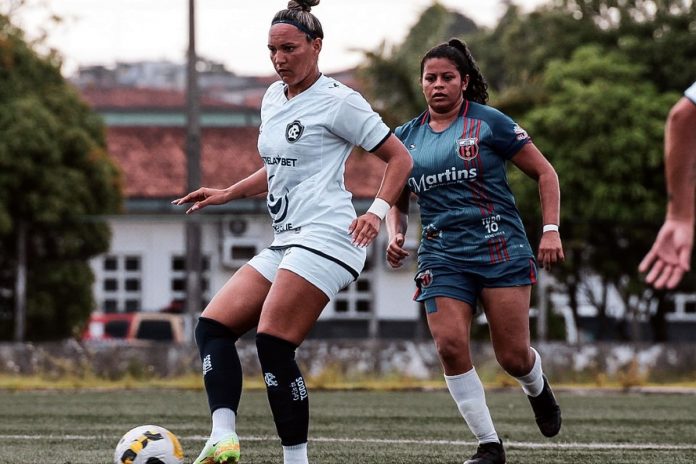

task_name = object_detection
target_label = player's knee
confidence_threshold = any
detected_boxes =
[496,348,531,377]
[434,335,468,369]
[195,317,238,352]
[256,332,298,367]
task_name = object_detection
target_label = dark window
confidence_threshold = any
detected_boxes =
[103,257,118,271]
[125,279,140,291]
[356,300,371,313]
[104,279,118,292]
[172,278,185,291]
[685,301,696,314]
[136,320,174,341]
[103,300,118,313]
[335,300,348,313]
[125,256,140,271]
[357,280,371,292]
[172,256,185,271]
[125,300,140,312]
[202,256,210,271]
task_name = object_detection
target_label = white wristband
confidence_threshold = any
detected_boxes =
[543,224,559,233]
[366,197,390,220]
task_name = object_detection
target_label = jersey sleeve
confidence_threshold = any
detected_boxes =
[329,91,391,152]
[488,109,531,160]
[685,81,696,105]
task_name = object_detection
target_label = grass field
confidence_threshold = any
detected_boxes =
[1,388,695,463]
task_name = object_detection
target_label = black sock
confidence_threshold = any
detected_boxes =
[195,317,242,413]
[256,332,309,446]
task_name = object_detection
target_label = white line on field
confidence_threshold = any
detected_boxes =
[1,434,695,451]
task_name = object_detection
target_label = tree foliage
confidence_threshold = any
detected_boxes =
[0,14,122,340]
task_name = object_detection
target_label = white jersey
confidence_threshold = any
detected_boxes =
[685,81,696,105]
[257,74,390,277]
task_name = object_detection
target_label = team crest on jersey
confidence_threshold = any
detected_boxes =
[285,120,304,143]
[457,137,479,161]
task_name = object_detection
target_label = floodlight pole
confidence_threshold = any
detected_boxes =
[185,0,202,343]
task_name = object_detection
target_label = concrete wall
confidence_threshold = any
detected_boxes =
[2,341,696,385]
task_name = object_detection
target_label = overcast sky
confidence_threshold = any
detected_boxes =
[9,0,547,77]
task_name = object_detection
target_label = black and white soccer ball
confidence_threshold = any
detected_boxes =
[114,425,184,464]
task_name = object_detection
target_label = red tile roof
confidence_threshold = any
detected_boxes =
[106,126,386,200]
[81,87,251,110]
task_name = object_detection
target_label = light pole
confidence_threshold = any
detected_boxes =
[184,0,202,343]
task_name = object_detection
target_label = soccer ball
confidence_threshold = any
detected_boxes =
[114,425,184,464]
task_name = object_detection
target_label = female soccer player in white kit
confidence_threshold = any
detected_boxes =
[173,1,412,463]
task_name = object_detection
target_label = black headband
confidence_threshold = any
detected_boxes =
[272,19,318,39]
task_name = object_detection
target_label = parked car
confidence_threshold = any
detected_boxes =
[82,312,186,343]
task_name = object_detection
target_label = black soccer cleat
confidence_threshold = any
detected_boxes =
[527,375,562,437]
[464,439,506,464]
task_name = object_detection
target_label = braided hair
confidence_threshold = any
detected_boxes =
[272,0,324,40]
[420,38,488,105]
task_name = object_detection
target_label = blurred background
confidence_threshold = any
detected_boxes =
[1,0,695,388]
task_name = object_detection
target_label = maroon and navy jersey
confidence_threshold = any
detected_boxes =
[395,100,534,266]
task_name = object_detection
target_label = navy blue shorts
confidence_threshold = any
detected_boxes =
[414,257,537,313]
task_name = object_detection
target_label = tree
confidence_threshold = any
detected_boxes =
[512,45,677,340]
[358,3,480,127]
[0,13,122,340]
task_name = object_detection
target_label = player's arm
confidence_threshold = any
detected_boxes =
[349,134,413,247]
[665,97,696,223]
[385,187,411,268]
[511,143,564,270]
[639,97,696,288]
[172,166,268,214]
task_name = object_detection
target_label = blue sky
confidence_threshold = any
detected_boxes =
[9,0,545,77]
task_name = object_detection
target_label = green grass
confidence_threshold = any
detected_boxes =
[1,388,695,463]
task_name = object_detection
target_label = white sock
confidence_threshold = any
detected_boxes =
[515,347,544,397]
[210,407,236,442]
[445,368,499,444]
[283,442,308,464]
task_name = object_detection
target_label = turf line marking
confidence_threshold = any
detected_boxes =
[2,434,695,451]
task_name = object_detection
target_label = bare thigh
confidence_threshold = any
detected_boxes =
[480,286,534,376]
[201,264,271,335]
[258,269,330,345]
[425,297,476,375]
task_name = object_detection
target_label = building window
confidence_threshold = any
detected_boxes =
[170,255,211,310]
[99,255,142,313]
[333,247,374,318]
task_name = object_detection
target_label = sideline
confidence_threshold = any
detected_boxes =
[2,434,696,451]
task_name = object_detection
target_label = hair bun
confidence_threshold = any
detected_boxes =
[288,0,320,12]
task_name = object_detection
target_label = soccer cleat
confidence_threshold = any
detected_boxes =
[192,432,240,464]
[527,375,562,437]
[464,439,506,464]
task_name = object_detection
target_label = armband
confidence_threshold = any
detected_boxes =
[542,224,559,233]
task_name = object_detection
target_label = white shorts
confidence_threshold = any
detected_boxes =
[247,246,355,299]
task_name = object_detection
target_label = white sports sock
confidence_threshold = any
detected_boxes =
[445,368,499,444]
[210,407,236,442]
[515,347,544,397]
[283,442,308,464]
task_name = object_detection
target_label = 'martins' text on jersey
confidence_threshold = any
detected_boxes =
[258,74,390,277]
[395,100,534,266]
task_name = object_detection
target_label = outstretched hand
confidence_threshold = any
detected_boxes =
[639,218,694,289]
[172,187,230,214]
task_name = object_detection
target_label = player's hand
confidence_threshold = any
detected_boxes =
[639,218,694,289]
[349,213,381,247]
[172,187,230,214]
[386,233,410,268]
[537,231,564,271]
